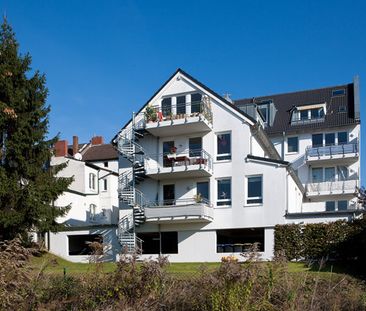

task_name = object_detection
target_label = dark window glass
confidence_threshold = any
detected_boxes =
[217,133,231,160]
[300,110,308,120]
[216,228,265,252]
[258,105,268,122]
[191,93,202,113]
[189,137,202,157]
[176,95,186,115]
[324,167,335,182]
[103,179,107,191]
[332,89,345,96]
[312,168,323,182]
[247,176,262,204]
[287,137,298,153]
[338,106,347,113]
[325,133,335,146]
[338,200,348,211]
[337,166,348,181]
[162,98,172,116]
[68,234,102,255]
[163,141,174,167]
[326,201,335,212]
[197,181,209,200]
[137,232,160,254]
[217,179,231,206]
[338,132,347,145]
[312,134,323,147]
[161,232,178,254]
[104,161,108,167]
[163,184,175,205]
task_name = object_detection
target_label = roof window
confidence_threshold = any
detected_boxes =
[338,106,347,113]
[332,89,345,97]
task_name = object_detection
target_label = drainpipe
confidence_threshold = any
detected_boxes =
[158,224,162,256]
[285,171,288,215]
[282,131,286,159]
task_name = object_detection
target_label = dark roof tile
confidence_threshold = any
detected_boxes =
[82,144,118,161]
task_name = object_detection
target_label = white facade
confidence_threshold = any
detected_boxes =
[48,144,120,262]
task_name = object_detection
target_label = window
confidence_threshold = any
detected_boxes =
[338,200,348,211]
[161,97,172,117]
[103,161,108,167]
[217,132,231,161]
[326,201,335,212]
[258,105,269,123]
[287,137,299,153]
[312,168,323,182]
[191,93,202,113]
[292,105,325,123]
[68,234,103,256]
[197,181,209,200]
[312,134,323,147]
[338,106,347,113]
[311,108,324,119]
[163,184,175,205]
[325,133,335,146]
[247,176,263,204]
[89,204,96,221]
[217,179,231,206]
[337,166,348,180]
[137,232,178,254]
[216,228,265,253]
[324,167,336,182]
[103,178,107,191]
[163,141,175,167]
[89,173,96,190]
[338,132,348,145]
[189,137,202,157]
[332,89,345,97]
[176,95,186,115]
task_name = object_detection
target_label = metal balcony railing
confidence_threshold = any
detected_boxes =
[139,100,213,124]
[144,148,213,173]
[306,178,358,194]
[148,197,212,208]
[306,142,358,160]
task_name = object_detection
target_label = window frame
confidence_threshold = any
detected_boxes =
[287,136,299,154]
[216,178,232,207]
[246,175,263,206]
[89,203,97,221]
[216,131,232,161]
[102,178,108,191]
[89,173,96,190]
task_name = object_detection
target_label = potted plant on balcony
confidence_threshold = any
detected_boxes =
[144,105,157,123]
[194,193,203,203]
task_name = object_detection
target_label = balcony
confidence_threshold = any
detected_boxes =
[306,178,358,197]
[144,198,214,223]
[144,149,213,180]
[306,142,359,164]
[135,100,213,137]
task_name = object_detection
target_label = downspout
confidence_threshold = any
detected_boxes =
[285,171,288,215]
[159,224,162,256]
[282,131,286,159]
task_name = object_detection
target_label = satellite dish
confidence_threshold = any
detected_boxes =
[74,152,82,160]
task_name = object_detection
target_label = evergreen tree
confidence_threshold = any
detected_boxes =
[0,19,72,240]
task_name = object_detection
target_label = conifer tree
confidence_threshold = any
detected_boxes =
[0,19,72,240]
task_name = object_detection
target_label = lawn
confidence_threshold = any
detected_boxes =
[29,252,344,278]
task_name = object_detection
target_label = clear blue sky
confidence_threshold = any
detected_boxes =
[2,0,365,183]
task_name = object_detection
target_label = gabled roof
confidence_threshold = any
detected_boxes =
[82,144,118,161]
[234,83,359,136]
[112,68,257,143]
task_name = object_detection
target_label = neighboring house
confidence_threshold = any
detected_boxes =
[48,136,120,262]
[112,68,362,263]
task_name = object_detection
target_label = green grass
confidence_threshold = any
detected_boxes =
[29,252,348,278]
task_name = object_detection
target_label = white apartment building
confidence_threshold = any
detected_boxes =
[47,136,121,262]
[111,69,361,263]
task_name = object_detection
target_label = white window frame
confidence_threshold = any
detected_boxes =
[216,178,232,207]
[216,131,232,162]
[245,175,263,206]
[89,173,96,190]
[286,136,299,154]
[102,178,107,191]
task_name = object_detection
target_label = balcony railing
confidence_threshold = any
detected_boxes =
[144,198,214,222]
[306,142,358,160]
[137,100,212,127]
[306,178,358,195]
[144,149,213,174]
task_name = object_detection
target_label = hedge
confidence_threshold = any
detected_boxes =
[274,218,366,262]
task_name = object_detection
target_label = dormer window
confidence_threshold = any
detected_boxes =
[332,89,345,97]
[291,103,326,124]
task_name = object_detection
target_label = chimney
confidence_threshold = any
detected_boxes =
[72,136,79,155]
[91,136,103,145]
[54,140,68,157]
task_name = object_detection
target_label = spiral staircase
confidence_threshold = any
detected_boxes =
[117,126,149,253]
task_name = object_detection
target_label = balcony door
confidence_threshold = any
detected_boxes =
[163,184,175,205]
[189,137,202,157]
[197,181,209,202]
[161,97,172,117]
[163,141,175,167]
[176,95,186,115]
